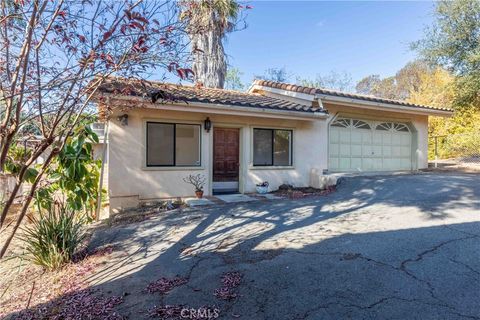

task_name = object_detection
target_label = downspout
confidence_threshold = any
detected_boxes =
[95,120,109,222]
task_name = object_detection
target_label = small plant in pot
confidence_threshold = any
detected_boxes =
[183,174,206,198]
[256,181,269,194]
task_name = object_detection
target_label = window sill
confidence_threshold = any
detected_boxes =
[141,166,205,171]
[249,165,295,170]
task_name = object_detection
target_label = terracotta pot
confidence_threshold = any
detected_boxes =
[195,190,204,199]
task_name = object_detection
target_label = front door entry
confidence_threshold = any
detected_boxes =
[213,128,239,193]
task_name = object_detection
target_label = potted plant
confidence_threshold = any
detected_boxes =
[256,181,269,194]
[183,174,206,198]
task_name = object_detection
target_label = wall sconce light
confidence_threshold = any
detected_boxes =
[204,117,211,132]
[117,114,128,126]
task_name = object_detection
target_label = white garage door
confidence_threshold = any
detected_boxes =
[329,117,412,172]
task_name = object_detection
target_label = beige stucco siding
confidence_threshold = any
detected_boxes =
[107,107,326,211]
[324,103,429,170]
[106,99,431,212]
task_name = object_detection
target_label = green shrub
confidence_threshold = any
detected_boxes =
[21,205,86,270]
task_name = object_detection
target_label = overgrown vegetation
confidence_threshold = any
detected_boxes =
[15,125,100,269]
[0,0,195,258]
[34,126,101,219]
[21,204,86,270]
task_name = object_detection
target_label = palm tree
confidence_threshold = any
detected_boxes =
[180,0,240,89]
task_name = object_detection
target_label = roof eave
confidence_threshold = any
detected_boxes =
[249,84,316,104]
[316,94,453,117]
[94,92,328,121]
[252,82,452,116]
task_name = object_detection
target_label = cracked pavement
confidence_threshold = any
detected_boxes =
[87,172,480,319]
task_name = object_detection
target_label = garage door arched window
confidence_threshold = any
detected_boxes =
[331,118,371,130]
[331,118,351,128]
[352,119,371,130]
[376,122,410,132]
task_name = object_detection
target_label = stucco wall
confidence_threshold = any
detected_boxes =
[324,103,429,170]
[107,101,430,211]
[107,107,327,211]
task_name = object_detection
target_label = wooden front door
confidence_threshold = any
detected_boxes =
[213,128,239,182]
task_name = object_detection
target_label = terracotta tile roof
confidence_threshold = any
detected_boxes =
[253,80,452,112]
[96,77,322,114]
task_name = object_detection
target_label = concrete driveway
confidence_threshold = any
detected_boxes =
[87,172,480,319]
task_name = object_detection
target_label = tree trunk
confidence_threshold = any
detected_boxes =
[189,28,227,89]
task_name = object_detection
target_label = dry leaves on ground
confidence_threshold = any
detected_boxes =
[213,271,243,301]
[0,245,123,319]
[145,276,188,295]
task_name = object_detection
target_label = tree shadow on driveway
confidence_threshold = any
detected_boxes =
[6,173,480,319]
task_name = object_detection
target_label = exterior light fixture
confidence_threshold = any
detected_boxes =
[117,114,128,126]
[204,117,211,132]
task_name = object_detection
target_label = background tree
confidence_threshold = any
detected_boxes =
[255,67,291,82]
[180,0,248,88]
[296,71,353,92]
[355,74,382,96]
[224,67,246,91]
[0,0,191,258]
[355,61,432,100]
[413,0,480,108]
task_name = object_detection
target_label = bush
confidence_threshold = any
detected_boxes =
[21,205,86,270]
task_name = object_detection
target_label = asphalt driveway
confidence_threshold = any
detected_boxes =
[87,172,480,319]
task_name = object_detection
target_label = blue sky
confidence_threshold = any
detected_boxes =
[224,1,435,87]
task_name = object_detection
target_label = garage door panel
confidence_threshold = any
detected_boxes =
[400,135,411,146]
[340,144,350,156]
[330,129,340,143]
[339,131,350,143]
[362,158,374,170]
[329,143,339,156]
[351,145,362,157]
[382,133,392,145]
[338,158,350,170]
[392,146,402,157]
[372,158,383,170]
[351,158,362,170]
[351,134,362,144]
[400,146,410,157]
[362,131,372,143]
[372,145,382,156]
[362,145,372,156]
[400,159,411,169]
[329,118,412,172]
[383,158,396,170]
[392,134,401,145]
[383,146,392,157]
[373,133,382,144]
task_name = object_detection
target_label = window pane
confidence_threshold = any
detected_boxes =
[176,124,201,166]
[274,130,291,166]
[147,123,174,166]
[253,129,273,166]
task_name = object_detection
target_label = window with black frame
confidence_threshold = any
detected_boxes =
[253,128,292,166]
[146,122,201,167]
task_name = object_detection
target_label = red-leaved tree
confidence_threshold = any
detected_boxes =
[0,0,194,257]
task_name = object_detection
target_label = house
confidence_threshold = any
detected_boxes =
[93,78,452,212]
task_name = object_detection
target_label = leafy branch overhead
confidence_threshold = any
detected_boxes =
[0,0,193,258]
